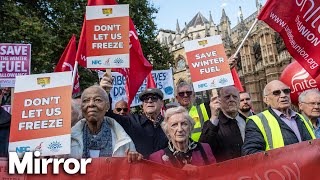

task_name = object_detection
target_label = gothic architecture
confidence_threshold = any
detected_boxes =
[156,0,293,112]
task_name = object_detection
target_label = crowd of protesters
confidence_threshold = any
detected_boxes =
[0,56,319,170]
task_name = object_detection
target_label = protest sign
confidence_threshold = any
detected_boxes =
[184,35,234,92]
[0,44,31,87]
[99,69,174,108]
[9,71,72,157]
[86,5,129,69]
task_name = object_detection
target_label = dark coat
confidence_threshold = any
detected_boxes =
[199,111,244,162]
[242,108,313,155]
[0,107,11,157]
[107,112,168,158]
[149,143,216,167]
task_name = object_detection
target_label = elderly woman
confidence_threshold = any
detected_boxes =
[149,106,216,167]
[70,85,137,159]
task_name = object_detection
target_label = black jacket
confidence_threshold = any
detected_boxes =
[107,112,168,158]
[199,111,244,162]
[0,107,11,157]
[242,108,313,155]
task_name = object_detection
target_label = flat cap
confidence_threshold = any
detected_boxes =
[139,88,164,101]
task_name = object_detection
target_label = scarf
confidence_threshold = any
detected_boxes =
[164,139,197,168]
[82,119,113,158]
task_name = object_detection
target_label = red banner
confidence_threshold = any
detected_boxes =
[0,139,317,179]
[258,0,320,78]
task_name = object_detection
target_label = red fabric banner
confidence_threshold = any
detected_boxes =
[146,72,156,89]
[54,34,80,96]
[76,0,152,107]
[257,0,320,78]
[231,68,244,92]
[8,139,316,179]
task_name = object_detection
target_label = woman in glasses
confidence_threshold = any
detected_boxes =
[113,100,129,116]
[148,106,216,168]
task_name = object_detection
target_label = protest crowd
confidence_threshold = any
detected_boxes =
[1,0,320,178]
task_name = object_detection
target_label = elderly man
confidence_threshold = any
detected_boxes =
[113,100,129,116]
[70,85,136,158]
[101,74,168,158]
[239,92,255,118]
[175,81,211,142]
[299,89,320,138]
[199,86,246,162]
[242,80,316,155]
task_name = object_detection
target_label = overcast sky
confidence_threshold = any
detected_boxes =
[150,0,267,31]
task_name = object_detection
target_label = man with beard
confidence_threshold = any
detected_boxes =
[298,89,320,138]
[199,86,245,162]
[239,92,255,118]
[242,80,315,155]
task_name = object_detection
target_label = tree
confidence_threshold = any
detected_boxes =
[0,0,173,90]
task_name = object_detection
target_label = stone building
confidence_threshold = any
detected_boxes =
[156,0,293,112]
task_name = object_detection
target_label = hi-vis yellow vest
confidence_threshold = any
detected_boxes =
[189,103,209,142]
[248,110,316,150]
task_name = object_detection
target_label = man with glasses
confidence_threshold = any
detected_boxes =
[113,100,129,116]
[299,89,320,138]
[175,81,211,142]
[242,80,315,155]
[100,73,167,158]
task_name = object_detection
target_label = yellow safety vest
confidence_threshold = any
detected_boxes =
[189,103,209,142]
[248,110,316,150]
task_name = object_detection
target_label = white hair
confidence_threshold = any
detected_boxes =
[298,89,320,103]
[161,106,195,139]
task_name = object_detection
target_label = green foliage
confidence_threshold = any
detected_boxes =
[0,0,173,90]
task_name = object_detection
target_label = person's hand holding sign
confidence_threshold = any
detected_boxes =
[209,92,221,125]
[100,70,114,93]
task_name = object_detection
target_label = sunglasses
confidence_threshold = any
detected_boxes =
[178,91,193,97]
[301,102,320,106]
[269,88,291,96]
[142,95,160,103]
[115,108,128,112]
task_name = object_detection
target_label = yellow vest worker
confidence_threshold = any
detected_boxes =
[189,103,209,142]
[248,110,316,150]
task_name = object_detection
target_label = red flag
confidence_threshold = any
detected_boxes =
[146,72,156,88]
[231,68,244,92]
[77,0,153,106]
[257,0,320,78]
[54,34,80,96]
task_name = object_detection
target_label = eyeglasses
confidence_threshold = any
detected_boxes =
[301,102,320,106]
[142,95,160,103]
[115,108,128,112]
[178,91,193,97]
[268,88,291,96]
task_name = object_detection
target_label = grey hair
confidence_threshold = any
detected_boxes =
[298,89,320,103]
[81,85,109,102]
[263,86,268,96]
[175,81,194,95]
[161,106,195,139]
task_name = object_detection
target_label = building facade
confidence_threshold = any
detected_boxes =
[156,0,293,112]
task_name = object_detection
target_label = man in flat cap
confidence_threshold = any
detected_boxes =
[100,73,167,158]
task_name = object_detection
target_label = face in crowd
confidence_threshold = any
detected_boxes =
[239,92,252,113]
[176,85,195,108]
[141,94,163,116]
[299,91,320,120]
[220,86,240,116]
[113,100,129,116]
[264,80,291,111]
[163,106,194,148]
[81,86,109,124]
